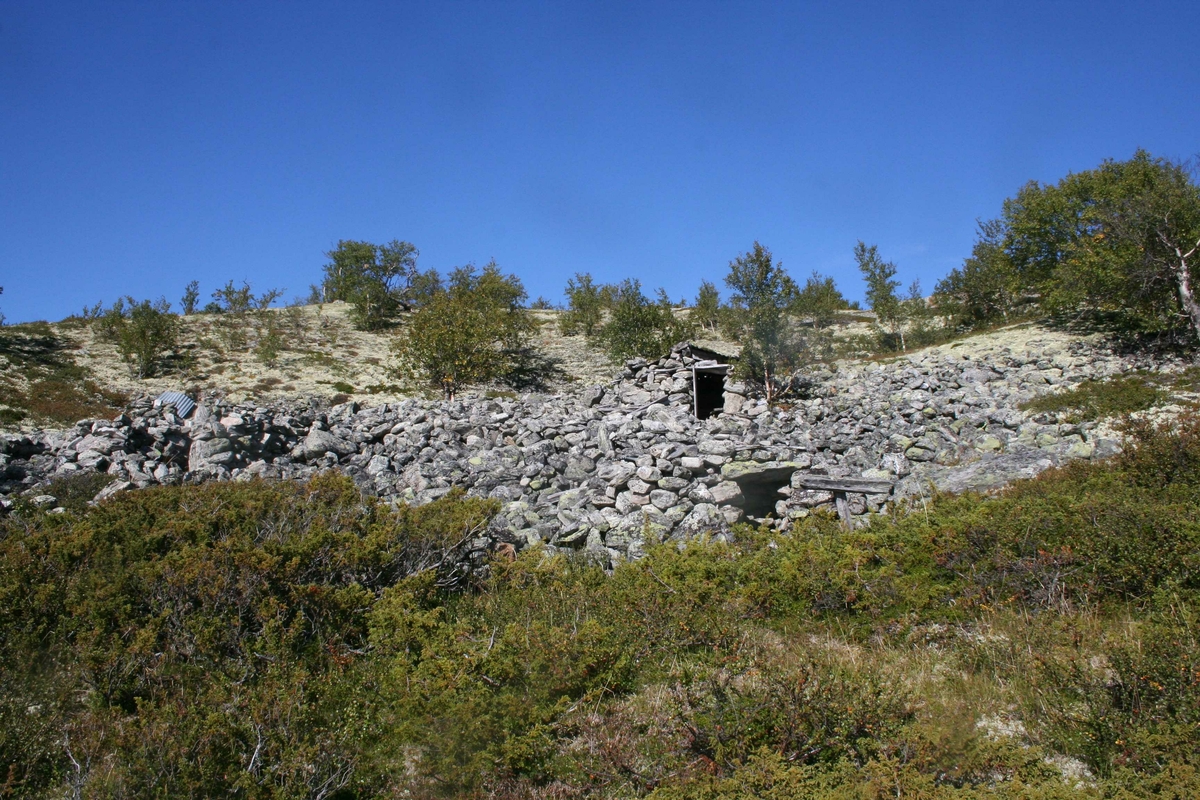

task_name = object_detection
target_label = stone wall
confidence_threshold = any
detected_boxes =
[0,336,1179,567]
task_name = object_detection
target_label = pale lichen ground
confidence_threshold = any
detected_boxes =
[8,305,1190,436]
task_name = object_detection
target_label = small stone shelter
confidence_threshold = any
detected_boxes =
[615,342,742,419]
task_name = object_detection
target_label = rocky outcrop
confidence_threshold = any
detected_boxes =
[0,335,1183,566]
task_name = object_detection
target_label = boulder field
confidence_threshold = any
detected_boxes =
[0,331,1182,567]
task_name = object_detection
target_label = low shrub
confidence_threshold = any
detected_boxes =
[1020,374,1164,420]
[0,477,497,798]
[1030,599,1200,782]
[38,471,115,513]
[4,417,1200,797]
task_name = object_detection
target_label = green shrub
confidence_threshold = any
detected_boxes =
[1030,599,1200,781]
[559,272,614,336]
[38,472,115,513]
[391,262,534,399]
[92,296,179,377]
[594,279,694,363]
[1020,375,1165,420]
[208,280,283,354]
[666,648,912,772]
[5,417,1200,797]
[0,477,497,798]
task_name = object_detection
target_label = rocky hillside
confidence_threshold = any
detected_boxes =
[4,313,1197,569]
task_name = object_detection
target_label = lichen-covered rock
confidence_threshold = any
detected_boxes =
[296,428,356,461]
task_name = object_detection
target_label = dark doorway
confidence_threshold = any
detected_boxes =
[732,466,797,519]
[694,371,725,419]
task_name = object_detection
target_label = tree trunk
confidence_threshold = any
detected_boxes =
[1173,238,1200,345]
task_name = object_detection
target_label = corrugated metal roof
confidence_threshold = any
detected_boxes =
[156,391,196,418]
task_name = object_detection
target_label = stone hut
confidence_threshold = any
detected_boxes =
[613,342,744,419]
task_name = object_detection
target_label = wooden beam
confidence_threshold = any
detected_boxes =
[793,475,895,495]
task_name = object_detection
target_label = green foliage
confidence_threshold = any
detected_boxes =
[694,279,722,332]
[391,261,534,399]
[1020,374,1165,421]
[558,272,613,336]
[725,241,798,312]
[180,279,200,315]
[92,296,179,378]
[254,323,283,366]
[935,219,1027,329]
[936,151,1200,341]
[322,239,422,330]
[854,240,910,347]
[593,279,695,363]
[792,270,849,329]
[723,242,802,400]
[5,419,1200,797]
[1031,599,1200,781]
[207,280,285,357]
[0,476,496,798]
[39,472,116,513]
[856,241,899,319]
[1050,152,1200,341]
[663,648,913,771]
[211,279,259,315]
[855,244,945,352]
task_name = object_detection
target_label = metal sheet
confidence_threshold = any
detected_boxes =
[156,391,196,418]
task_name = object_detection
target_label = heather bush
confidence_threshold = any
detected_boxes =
[1020,374,1165,420]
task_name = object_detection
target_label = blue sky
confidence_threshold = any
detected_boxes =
[2,1,1198,323]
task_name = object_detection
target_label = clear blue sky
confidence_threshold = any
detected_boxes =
[3,1,1198,323]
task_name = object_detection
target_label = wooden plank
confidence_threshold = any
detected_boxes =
[793,475,894,494]
[834,493,852,526]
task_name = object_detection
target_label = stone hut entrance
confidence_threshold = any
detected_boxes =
[692,365,729,419]
[617,342,736,419]
[725,462,799,519]
[680,344,733,420]
[738,471,791,518]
